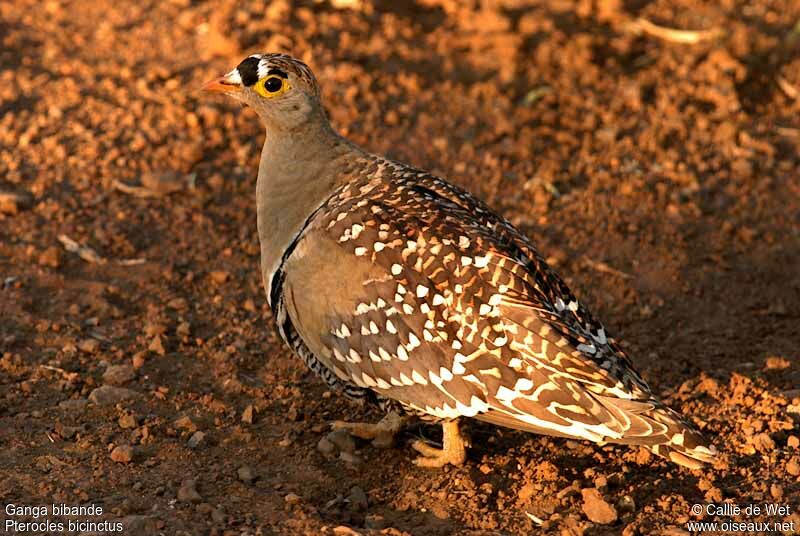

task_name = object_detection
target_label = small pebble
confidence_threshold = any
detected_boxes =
[581,488,618,525]
[284,492,302,505]
[177,479,202,503]
[38,247,61,268]
[617,495,636,513]
[0,190,32,214]
[347,486,368,512]
[110,445,134,463]
[196,503,213,515]
[54,422,80,439]
[176,321,190,337]
[317,437,336,456]
[339,451,363,465]
[175,416,198,432]
[332,527,362,536]
[58,398,88,412]
[78,338,100,354]
[210,507,225,523]
[517,483,535,501]
[103,364,136,386]
[785,457,799,476]
[237,465,256,483]
[131,352,147,369]
[148,335,165,356]
[364,514,385,529]
[209,270,230,284]
[594,475,608,491]
[751,432,775,453]
[187,431,205,448]
[118,414,137,429]
[88,385,139,406]
[327,429,356,454]
[241,404,254,424]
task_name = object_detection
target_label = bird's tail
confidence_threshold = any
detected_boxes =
[645,406,717,469]
[476,392,718,469]
[609,400,718,469]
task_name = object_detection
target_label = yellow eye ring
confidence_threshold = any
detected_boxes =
[254,75,291,98]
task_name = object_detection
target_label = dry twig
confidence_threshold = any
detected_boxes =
[39,364,80,382]
[57,234,146,266]
[777,76,799,100]
[112,179,162,198]
[628,17,722,44]
[113,172,195,198]
[584,258,633,279]
[525,511,545,525]
[118,258,147,266]
[58,234,106,264]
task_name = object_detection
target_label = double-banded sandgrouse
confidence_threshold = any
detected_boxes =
[202,53,717,469]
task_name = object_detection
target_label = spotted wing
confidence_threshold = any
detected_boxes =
[279,158,714,464]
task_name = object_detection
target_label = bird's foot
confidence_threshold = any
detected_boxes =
[411,420,467,468]
[331,412,406,449]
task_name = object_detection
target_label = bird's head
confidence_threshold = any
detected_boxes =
[203,53,322,129]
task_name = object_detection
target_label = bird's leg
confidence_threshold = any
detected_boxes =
[412,419,468,468]
[331,412,406,449]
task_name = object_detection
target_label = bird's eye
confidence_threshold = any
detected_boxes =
[254,75,291,98]
[264,77,283,93]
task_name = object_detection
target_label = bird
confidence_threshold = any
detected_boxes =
[202,53,717,469]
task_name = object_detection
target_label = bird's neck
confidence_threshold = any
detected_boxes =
[256,119,358,302]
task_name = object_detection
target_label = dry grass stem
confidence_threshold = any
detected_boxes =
[584,258,633,279]
[629,17,722,44]
[58,234,107,264]
[777,76,799,100]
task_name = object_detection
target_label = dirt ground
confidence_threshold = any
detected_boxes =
[1,0,799,534]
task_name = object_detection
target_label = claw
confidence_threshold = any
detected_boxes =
[412,420,467,468]
[330,412,406,449]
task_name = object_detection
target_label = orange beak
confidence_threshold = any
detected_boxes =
[201,73,242,94]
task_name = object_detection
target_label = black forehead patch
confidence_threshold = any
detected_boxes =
[267,68,288,79]
[236,56,261,86]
